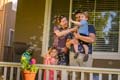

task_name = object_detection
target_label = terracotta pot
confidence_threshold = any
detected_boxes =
[23,70,36,80]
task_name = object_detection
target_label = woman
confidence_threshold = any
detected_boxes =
[52,15,77,65]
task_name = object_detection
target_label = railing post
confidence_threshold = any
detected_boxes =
[90,73,93,80]
[61,70,67,80]
[16,67,20,80]
[118,74,120,80]
[46,70,49,80]
[10,67,14,80]
[3,67,7,80]
[72,72,76,80]
[81,72,84,80]
[99,73,102,80]
[38,69,42,80]
[108,74,112,80]
[54,70,57,80]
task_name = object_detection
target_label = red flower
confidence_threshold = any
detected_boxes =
[30,58,36,64]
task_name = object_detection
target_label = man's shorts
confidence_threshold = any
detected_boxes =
[69,51,93,67]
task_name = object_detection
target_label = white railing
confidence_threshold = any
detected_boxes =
[0,62,120,80]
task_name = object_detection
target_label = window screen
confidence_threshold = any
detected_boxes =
[72,0,120,52]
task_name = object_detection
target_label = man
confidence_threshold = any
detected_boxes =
[68,11,96,67]
[67,11,96,80]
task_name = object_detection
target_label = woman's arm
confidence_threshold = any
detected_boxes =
[54,27,77,37]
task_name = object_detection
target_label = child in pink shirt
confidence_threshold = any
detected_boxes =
[43,47,58,80]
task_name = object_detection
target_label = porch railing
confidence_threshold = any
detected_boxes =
[0,62,120,80]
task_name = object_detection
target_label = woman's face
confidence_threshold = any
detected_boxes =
[50,49,57,57]
[59,17,68,29]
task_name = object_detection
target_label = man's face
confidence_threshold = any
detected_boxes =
[75,13,81,21]
[75,13,88,21]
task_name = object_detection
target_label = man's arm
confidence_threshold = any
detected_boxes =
[54,27,77,37]
[74,33,96,43]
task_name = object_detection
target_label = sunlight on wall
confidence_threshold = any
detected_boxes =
[0,0,4,9]
[0,0,18,11]
[11,0,18,11]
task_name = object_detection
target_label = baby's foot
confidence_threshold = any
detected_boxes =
[83,54,89,62]
[74,52,79,59]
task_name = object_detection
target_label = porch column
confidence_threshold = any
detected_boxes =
[0,0,12,61]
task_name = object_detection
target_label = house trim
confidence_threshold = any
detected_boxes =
[41,0,52,56]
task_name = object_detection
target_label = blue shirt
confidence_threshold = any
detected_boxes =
[70,25,96,54]
[78,20,89,35]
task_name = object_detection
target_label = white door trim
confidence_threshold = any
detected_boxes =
[118,17,120,53]
[41,0,52,56]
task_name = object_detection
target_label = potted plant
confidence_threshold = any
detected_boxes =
[21,46,38,80]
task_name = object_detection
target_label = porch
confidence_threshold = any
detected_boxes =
[0,62,120,80]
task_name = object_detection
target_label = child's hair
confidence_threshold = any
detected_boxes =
[48,46,57,55]
[82,11,89,19]
[52,15,66,26]
[43,46,58,58]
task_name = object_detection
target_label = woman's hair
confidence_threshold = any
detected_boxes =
[52,15,66,26]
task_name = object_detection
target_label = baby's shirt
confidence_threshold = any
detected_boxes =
[78,20,89,35]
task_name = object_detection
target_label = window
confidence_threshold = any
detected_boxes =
[72,0,120,52]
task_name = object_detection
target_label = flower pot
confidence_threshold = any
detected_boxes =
[23,70,36,80]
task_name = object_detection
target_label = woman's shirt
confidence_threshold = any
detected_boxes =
[53,26,68,52]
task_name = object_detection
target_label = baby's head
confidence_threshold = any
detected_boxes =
[80,11,89,21]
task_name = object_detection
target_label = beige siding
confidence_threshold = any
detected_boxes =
[14,0,46,63]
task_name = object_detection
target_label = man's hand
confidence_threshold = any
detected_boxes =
[74,32,96,43]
